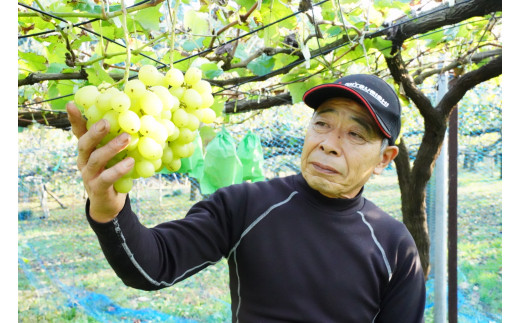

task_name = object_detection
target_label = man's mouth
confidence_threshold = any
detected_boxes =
[311,162,339,174]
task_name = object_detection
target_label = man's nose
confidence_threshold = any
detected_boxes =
[319,134,341,156]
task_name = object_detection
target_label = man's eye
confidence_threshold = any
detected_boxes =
[349,131,366,141]
[314,121,328,127]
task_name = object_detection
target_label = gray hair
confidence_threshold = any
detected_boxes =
[380,138,389,156]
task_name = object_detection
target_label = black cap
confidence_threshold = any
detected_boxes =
[302,74,401,145]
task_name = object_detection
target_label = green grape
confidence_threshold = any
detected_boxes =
[74,85,100,110]
[164,158,182,172]
[172,108,189,128]
[135,159,155,178]
[186,113,200,131]
[98,132,117,148]
[169,86,185,100]
[128,166,141,179]
[124,79,147,98]
[170,142,192,158]
[192,80,212,95]
[200,108,217,124]
[161,146,174,164]
[139,115,157,136]
[106,152,125,169]
[165,68,184,88]
[150,158,163,171]
[102,110,121,135]
[84,104,103,123]
[200,91,215,109]
[140,90,163,116]
[138,65,162,87]
[185,141,195,157]
[184,66,202,86]
[159,119,177,138]
[110,91,131,112]
[182,89,202,111]
[161,109,172,120]
[127,133,140,151]
[118,110,141,134]
[177,128,196,144]
[148,123,168,144]
[150,85,177,111]
[138,136,163,160]
[127,148,144,162]
[114,176,133,193]
[96,87,120,113]
[86,118,96,131]
[167,123,180,141]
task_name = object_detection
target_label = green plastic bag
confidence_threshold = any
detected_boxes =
[237,130,265,182]
[177,131,204,181]
[200,127,243,194]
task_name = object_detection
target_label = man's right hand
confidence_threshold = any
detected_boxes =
[67,102,135,223]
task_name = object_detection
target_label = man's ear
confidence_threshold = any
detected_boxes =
[373,146,399,175]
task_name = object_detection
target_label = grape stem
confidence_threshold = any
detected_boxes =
[168,0,181,69]
[120,0,131,88]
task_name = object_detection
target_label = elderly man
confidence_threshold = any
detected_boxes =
[67,73,425,322]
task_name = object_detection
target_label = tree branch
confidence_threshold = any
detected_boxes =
[385,52,439,122]
[375,0,502,53]
[224,93,292,114]
[438,54,502,119]
[413,49,501,84]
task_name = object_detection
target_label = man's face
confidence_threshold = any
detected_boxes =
[300,97,397,199]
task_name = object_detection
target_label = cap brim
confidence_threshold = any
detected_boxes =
[303,84,392,140]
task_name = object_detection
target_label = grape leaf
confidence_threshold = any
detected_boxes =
[247,54,275,76]
[135,5,162,31]
[19,51,47,71]
[200,63,224,79]
[287,76,321,104]
[85,61,115,86]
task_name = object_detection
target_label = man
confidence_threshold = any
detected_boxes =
[67,74,426,322]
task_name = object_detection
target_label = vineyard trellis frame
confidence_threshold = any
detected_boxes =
[19,0,501,127]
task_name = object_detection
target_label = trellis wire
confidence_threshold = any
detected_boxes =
[17,0,499,110]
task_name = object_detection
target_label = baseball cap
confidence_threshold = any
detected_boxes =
[302,74,401,145]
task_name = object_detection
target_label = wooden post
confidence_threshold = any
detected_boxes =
[448,106,458,323]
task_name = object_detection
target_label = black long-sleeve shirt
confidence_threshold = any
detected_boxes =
[87,173,425,322]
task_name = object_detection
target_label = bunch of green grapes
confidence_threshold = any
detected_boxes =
[74,64,217,193]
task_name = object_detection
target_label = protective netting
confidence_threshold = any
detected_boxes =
[18,103,501,322]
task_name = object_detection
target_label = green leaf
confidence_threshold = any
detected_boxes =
[85,61,115,86]
[184,9,210,36]
[372,37,393,57]
[247,54,275,76]
[19,51,47,71]
[46,63,69,74]
[325,26,343,38]
[47,82,71,111]
[211,96,225,117]
[287,76,322,104]
[273,53,299,70]
[135,5,162,31]
[92,20,116,40]
[200,63,223,79]
[181,38,205,52]
[235,0,257,8]
[46,41,69,65]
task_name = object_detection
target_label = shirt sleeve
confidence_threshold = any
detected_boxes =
[85,191,237,291]
[375,231,426,323]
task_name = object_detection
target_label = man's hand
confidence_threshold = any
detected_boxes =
[67,102,135,223]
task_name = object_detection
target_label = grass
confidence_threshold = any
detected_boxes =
[18,168,501,322]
